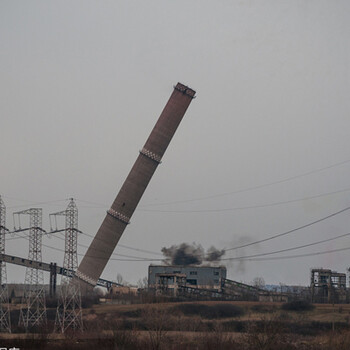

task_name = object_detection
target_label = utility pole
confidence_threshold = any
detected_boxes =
[0,196,11,333]
[51,199,83,332]
[15,208,47,331]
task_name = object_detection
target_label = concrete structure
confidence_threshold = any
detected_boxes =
[75,83,196,292]
[148,265,227,292]
[311,268,347,303]
[154,273,187,296]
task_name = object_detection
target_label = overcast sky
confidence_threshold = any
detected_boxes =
[1,0,350,286]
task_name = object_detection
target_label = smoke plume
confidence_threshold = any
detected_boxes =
[161,243,225,266]
[206,246,225,262]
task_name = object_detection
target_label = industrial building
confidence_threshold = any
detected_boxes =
[148,265,227,295]
[310,268,347,303]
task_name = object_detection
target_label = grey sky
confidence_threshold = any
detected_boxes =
[1,1,350,286]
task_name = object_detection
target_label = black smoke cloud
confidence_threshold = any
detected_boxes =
[161,243,225,266]
[206,246,225,262]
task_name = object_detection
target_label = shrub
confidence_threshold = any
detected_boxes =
[171,303,210,317]
[208,304,245,318]
[242,315,290,350]
[171,303,244,319]
[281,300,314,312]
[251,304,276,314]
[120,308,143,318]
[81,295,100,308]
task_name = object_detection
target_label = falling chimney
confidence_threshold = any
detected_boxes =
[74,83,196,291]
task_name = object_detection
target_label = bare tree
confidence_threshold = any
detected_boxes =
[243,314,285,350]
[137,276,148,289]
[142,305,169,350]
[252,277,266,289]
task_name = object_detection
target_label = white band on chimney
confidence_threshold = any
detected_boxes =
[75,270,97,286]
[140,148,162,164]
[107,208,130,224]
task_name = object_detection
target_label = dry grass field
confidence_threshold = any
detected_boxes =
[2,300,350,349]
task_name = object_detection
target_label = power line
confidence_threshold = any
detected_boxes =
[224,205,350,252]
[8,228,350,264]
[118,243,163,255]
[6,220,350,264]
[141,158,350,207]
[222,231,350,260]
[7,205,350,260]
[139,187,350,213]
[76,185,350,213]
[9,224,350,264]
[43,240,162,262]
[241,246,350,262]
[8,229,162,261]
[7,231,162,262]
[3,197,67,209]
[54,200,163,256]
[56,191,350,255]
[78,230,163,256]
[75,199,106,208]
[43,231,350,263]
[53,231,162,260]
[4,222,162,257]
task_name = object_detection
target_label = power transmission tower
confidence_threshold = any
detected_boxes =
[15,208,47,331]
[0,196,11,333]
[51,199,83,333]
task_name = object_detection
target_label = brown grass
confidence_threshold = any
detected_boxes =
[3,301,350,349]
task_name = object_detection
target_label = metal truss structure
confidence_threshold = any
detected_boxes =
[0,252,119,290]
[51,199,83,333]
[15,208,47,330]
[0,196,11,332]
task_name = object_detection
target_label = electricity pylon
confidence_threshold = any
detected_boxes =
[52,199,83,333]
[15,208,47,331]
[0,196,11,333]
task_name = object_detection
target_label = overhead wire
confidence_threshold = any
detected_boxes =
[222,231,350,260]
[6,205,350,263]
[63,186,350,256]
[7,229,350,263]
[6,230,163,262]
[223,205,350,252]
[140,157,350,207]
[5,157,350,211]
[240,246,350,262]
[43,235,162,262]
[52,231,162,260]
[4,177,350,263]
[6,227,162,261]
[5,197,68,209]
[3,212,162,257]
[5,204,350,258]
[78,230,163,256]
[139,187,350,213]
[75,194,350,255]
[10,228,350,263]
